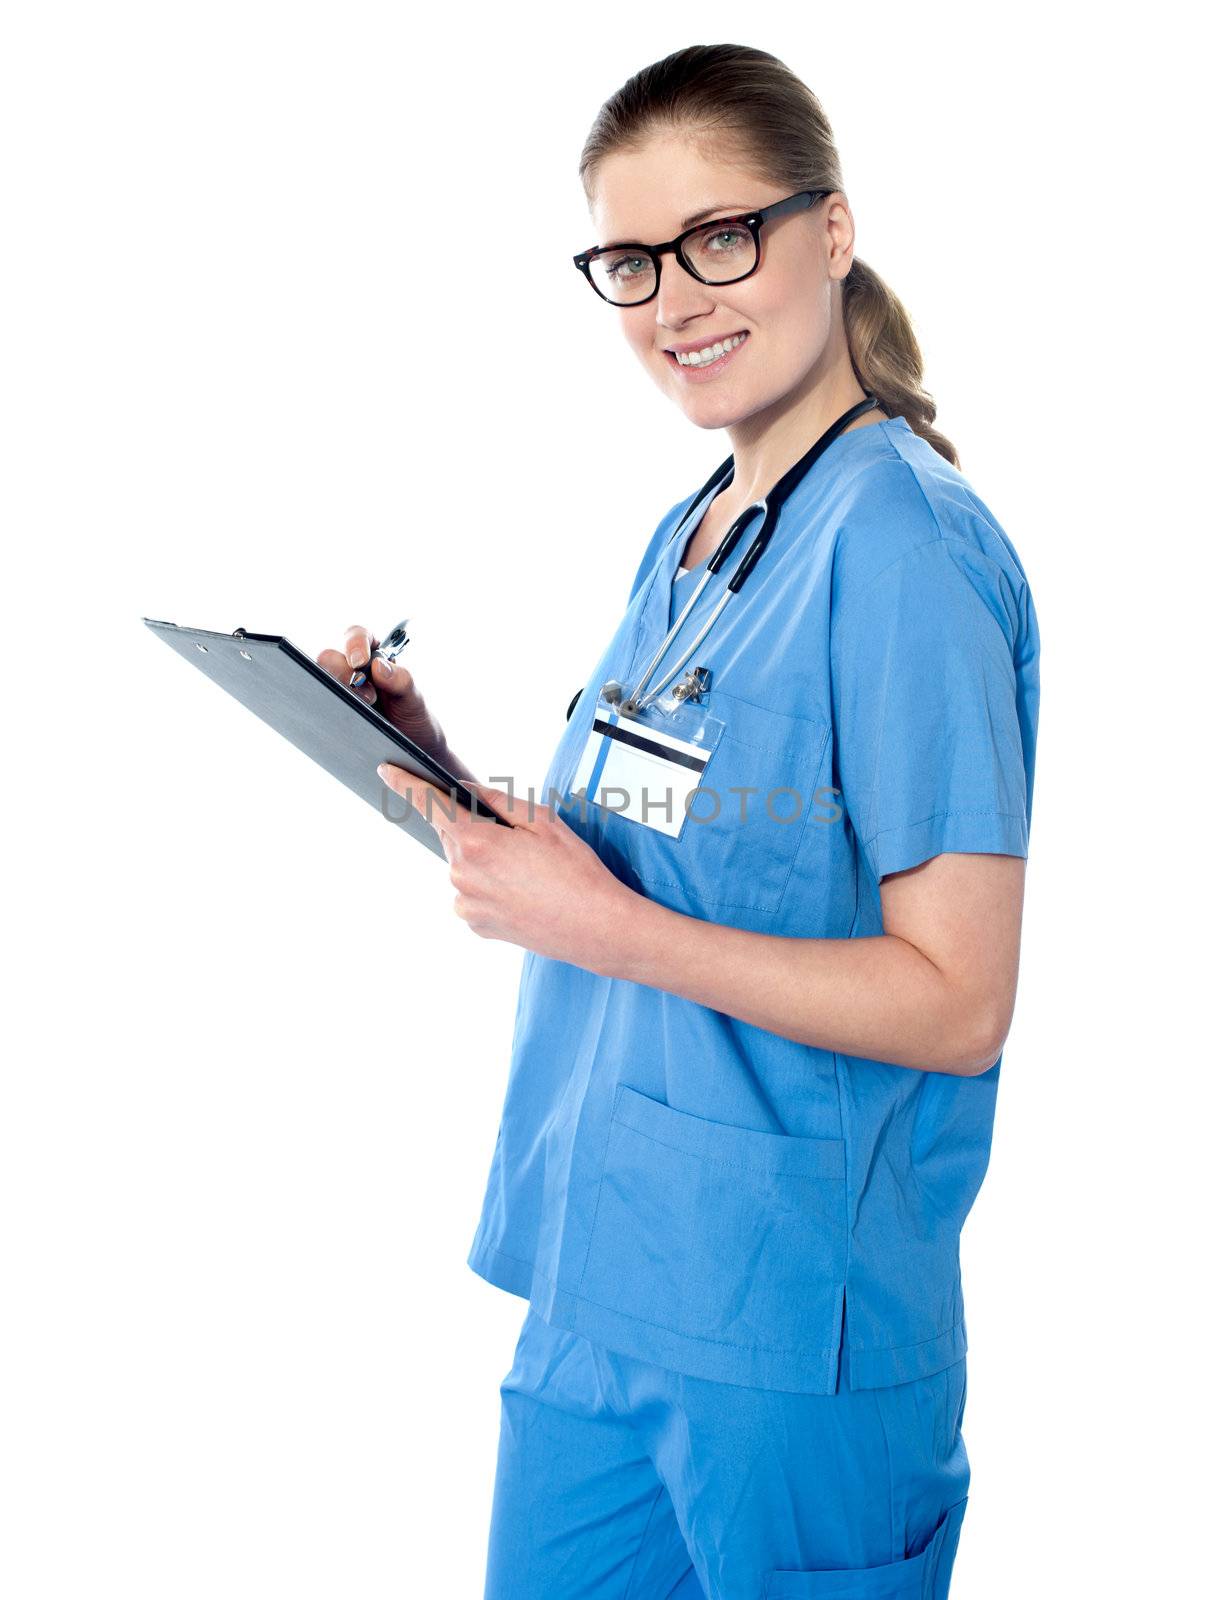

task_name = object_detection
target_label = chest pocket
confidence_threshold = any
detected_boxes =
[614,691,830,916]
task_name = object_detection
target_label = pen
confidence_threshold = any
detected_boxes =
[350,619,411,688]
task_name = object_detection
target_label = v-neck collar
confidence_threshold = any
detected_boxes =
[632,415,906,680]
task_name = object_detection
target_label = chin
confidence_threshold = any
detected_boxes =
[672,400,720,429]
[674,391,759,431]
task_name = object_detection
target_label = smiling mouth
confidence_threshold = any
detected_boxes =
[665,330,749,369]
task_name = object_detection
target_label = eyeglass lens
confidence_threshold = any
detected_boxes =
[589,219,757,305]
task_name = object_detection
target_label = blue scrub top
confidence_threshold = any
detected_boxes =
[466,414,1040,1394]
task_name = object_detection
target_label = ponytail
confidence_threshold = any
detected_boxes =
[843,258,959,468]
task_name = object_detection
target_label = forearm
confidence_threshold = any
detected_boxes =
[597,888,992,1076]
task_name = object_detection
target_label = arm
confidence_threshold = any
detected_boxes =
[596,849,1025,1077]
[377,529,1033,1078]
[377,770,1025,1078]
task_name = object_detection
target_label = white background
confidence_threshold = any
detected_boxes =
[3,3,1210,1595]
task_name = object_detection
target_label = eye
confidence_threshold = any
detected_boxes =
[605,253,650,280]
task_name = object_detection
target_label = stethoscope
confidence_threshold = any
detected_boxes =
[583,391,882,719]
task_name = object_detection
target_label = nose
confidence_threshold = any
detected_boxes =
[654,253,719,333]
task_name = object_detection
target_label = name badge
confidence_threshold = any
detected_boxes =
[568,694,725,839]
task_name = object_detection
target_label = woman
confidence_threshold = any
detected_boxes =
[322,43,1039,1600]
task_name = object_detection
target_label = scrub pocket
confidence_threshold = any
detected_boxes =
[577,1085,847,1356]
[762,1497,969,1598]
[618,692,830,914]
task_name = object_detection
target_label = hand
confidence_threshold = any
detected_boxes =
[316,622,449,759]
[376,766,637,973]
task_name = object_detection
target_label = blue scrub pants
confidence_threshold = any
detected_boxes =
[483,1304,970,1599]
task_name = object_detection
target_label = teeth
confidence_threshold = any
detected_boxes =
[675,332,746,367]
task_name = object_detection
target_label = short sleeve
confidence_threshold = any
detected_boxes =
[830,538,1031,884]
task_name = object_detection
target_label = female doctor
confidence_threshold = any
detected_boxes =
[320,42,1039,1600]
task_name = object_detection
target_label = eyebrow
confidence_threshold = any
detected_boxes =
[600,203,749,251]
[680,202,749,229]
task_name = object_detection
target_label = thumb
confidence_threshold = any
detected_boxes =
[462,780,536,827]
[370,655,419,699]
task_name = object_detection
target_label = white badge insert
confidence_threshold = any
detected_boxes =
[570,693,725,839]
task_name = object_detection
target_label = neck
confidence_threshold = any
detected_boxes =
[723,361,881,506]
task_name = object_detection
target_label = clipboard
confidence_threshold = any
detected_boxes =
[143,618,511,860]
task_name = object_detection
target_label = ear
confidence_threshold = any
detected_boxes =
[822,192,857,282]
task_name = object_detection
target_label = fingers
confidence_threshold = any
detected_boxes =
[367,653,412,700]
[343,624,378,669]
[377,769,519,834]
[353,654,410,708]
[315,626,384,703]
[316,626,424,710]
[459,780,549,830]
[378,766,460,841]
[316,646,349,679]
[343,625,381,697]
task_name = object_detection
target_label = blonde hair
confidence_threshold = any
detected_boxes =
[578,43,960,468]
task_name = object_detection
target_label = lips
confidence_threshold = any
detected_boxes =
[664,329,749,361]
[663,329,750,380]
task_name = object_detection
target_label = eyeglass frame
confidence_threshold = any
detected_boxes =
[571,188,833,306]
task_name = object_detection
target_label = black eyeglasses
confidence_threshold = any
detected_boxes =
[572,189,832,307]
